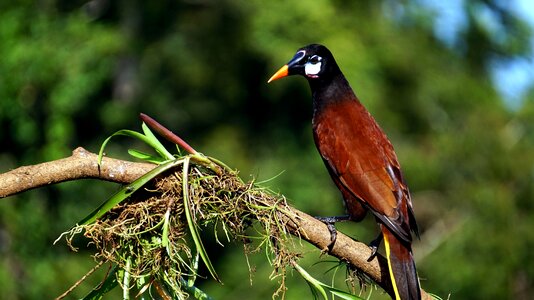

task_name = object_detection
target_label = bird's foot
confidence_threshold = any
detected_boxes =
[367,233,383,262]
[314,215,351,252]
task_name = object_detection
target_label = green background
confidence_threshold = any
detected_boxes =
[1,0,533,299]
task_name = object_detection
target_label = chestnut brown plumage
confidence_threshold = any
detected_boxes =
[268,44,421,300]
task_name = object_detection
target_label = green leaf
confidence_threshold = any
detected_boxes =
[97,127,174,166]
[123,257,132,300]
[141,122,175,161]
[79,158,185,225]
[294,262,329,300]
[135,274,151,300]
[187,252,200,287]
[161,209,171,247]
[182,156,220,282]
[128,149,166,164]
[293,262,363,300]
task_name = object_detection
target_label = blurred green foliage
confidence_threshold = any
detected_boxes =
[1,0,533,299]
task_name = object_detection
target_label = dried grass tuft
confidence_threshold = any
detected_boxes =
[63,162,300,298]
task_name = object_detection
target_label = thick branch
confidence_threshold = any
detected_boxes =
[0,148,430,299]
[0,147,155,198]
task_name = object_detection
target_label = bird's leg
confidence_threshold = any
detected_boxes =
[367,233,383,261]
[314,215,351,252]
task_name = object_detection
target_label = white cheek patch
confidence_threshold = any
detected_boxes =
[305,62,322,77]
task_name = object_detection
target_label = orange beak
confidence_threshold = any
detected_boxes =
[267,65,289,83]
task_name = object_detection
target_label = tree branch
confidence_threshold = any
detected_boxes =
[0,148,430,299]
[0,147,155,198]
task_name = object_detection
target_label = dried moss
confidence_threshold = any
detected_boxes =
[63,162,300,298]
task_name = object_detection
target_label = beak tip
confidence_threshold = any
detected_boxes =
[267,65,289,84]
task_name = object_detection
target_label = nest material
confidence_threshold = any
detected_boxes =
[65,162,299,297]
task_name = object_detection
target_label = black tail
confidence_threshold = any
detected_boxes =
[382,227,421,300]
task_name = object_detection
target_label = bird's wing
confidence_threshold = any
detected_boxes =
[314,101,414,243]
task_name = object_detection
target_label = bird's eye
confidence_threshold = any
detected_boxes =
[305,55,323,77]
[309,55,322,64]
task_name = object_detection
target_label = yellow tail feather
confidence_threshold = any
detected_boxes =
[384,232,401,300]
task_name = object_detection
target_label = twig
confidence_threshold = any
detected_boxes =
[56,260,105,300]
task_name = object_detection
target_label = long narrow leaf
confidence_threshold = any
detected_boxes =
[79,158,184,225]
[128,149,167,164]
[293,263,363,300]
[135,274,151,300]
[294,263,329,300]
[182,157,220,282]
[161,209,171,247]
[123,257,131,300]
[98,130,153,164]
[188,251,200,287]
[98,128,174,166]
[141,122,175,160]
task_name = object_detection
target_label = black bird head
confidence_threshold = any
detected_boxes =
[268,44,340,84]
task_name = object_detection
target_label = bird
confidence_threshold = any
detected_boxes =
[268,44,421,300]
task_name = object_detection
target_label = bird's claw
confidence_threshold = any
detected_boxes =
[367,233,383,261]
[314,215,350,252]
